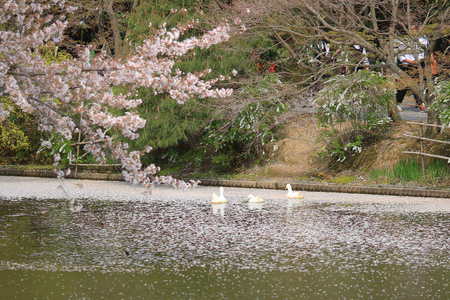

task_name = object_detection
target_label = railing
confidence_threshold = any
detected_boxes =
[402,119,450,177]
[70,130,121,178]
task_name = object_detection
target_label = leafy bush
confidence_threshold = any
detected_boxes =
[205,101,286,155]
[137,73,287,174]
[0,97,44,164]
[124,3,295,174]
[212,152,235,173]
[133,92,211,151]
[37,42,72,64]
[431,80,450,127]
[315,70,394,130]
[314,71,395,164]
[202,74,287,172]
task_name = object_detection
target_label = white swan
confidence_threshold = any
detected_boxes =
[285,184,303,199]
[212,186,227,203]
[247,194,264,203]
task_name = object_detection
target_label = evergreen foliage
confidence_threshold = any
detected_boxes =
[134,91,211,150]
[125,0,275,173]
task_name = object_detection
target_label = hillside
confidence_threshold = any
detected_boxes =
[241,96,449,187]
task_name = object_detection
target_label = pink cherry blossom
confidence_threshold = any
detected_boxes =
[0,0,242,191]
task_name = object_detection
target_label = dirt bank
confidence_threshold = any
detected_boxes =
[243,108,446,186]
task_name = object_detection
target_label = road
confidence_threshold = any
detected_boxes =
[294,95,428,122]
[398,95,428,122]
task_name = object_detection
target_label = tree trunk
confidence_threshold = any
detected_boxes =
[425,109,438,136]
[106,0,127,57]
[388,99,402,123]
[94,4,110,55]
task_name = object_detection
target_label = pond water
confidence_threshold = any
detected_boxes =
[0,194,449,298]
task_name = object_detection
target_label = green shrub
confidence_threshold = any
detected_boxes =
[314,71,395,164]
[212,152,235,173]
[315,70,394,130]
[200,74,287,171]
[0,97,44,164]
[124,3,291,174]
[125,1,255,171]
[431,80,450,126]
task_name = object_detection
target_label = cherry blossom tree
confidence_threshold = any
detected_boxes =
[0,0,244,189]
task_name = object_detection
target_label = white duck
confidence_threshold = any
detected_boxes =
[212,186,227,203]
[247,194,264,203]
[285,184,304,199]
[248,202,263,211]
